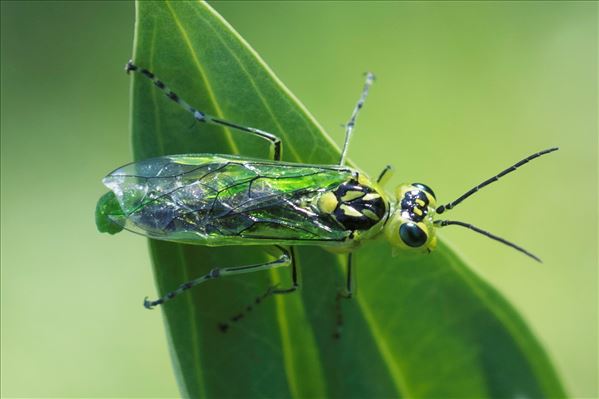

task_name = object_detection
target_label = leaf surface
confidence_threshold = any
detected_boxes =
[129,1,565,397]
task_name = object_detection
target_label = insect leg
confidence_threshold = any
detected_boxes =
[217,247,298,333]
[271,246,299,294]
[125,61,283,160]
[143,246,292,309]
[339,72,376,165]
[218,285,278,333]
[376,164,394,185]
[334,253,354,339]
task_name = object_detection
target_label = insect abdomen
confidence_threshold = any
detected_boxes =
[103,154,360,246]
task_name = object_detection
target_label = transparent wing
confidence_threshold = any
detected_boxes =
[103,154,355,246]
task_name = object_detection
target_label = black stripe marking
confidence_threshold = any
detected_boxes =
[141,69,154,79]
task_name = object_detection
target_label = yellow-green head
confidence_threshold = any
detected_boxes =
[384,183,438,253]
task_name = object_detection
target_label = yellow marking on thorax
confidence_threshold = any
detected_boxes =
[362,209,380,221]
[413,207,423,216]
[339,204,363,217]
[341,190,365,201]
[415,198,426,207]
[363,193,381,201]
[317,191,338,214]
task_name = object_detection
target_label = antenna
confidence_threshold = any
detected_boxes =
[435,220,541,262]
[436,147,558,214]
[339,72,376,165]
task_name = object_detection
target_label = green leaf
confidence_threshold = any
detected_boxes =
[129,1,565,397]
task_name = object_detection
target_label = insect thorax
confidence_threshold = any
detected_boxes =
[316,175,388,235]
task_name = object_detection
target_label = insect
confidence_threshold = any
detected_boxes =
[96,60,557,311]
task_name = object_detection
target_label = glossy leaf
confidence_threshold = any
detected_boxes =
[128,1,565,397]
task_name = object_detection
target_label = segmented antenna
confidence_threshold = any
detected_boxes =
[339,72,376,166]
[436,148,558,214]
[435,220,541,262]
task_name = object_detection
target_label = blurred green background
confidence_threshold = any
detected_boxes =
[1,1,596,397]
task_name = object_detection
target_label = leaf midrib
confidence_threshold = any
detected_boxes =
[136,8,207,398]
[199,0,344,165]
[187,3,302,162]
[165,1,239,155]
[356,294,412,397]
[164,3,328,398]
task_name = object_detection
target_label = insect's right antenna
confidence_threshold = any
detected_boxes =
[436,147,559,214]
[125,61,283,161]
[435,220,542,262]
[339,72,376,166]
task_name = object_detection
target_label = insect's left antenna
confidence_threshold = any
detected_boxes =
[125,61,283,161]
[339,72,375,166]
[435,220,541,262]
[436,147,558,214]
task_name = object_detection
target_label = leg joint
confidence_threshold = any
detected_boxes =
[125,60,137,74]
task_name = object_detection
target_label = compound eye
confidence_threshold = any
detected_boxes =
[412,182,436,200]
[399,222,428,247]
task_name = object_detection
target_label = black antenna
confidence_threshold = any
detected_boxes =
[435,220,541,262]
[436,147,558,214]
[339,72,375,166]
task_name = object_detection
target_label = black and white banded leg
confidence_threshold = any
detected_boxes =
[144,246,295,309]
[339,72,376,166]
[334,253,354,339]
[125,60,283,161]
[218,247,299,332]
